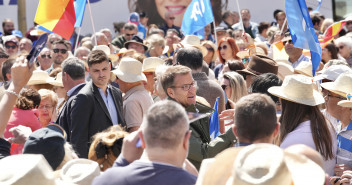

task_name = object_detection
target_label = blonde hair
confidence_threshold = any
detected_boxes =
[144,34,165,52]
[201,40,218,61]
[88,125,129,171]
[56,143,77,170]
[223,72,247,103]
[38,89,58,108]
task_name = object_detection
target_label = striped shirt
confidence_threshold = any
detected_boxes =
[337,121,352,167]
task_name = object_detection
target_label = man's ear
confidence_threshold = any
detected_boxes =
[272,122,280,138]
[138,131,146,149]
[232,125,238,137]
[167,88,175,98]
[183,130,191,150]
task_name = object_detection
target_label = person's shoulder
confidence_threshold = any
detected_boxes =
[110,85,122,95]
[92,167,127,185]
[196,101,214,114]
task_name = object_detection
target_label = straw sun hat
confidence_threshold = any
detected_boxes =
[320,73,352,97]
[268,74,325,106]
[173,35,208,57]
[338,93,352,107]
[111,57,147,83]
[27,70,56,86]
[196,143,325,185]
[142,57,164,73]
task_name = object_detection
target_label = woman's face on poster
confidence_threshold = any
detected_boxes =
[154,0,192,27]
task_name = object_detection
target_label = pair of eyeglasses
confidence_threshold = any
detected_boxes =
[327,93,345,100]
[347,21,352,25]
[221,84,229,90]
[0,55,9,59]
[242,58,249,64]
[282,40,293,45]
[5,45,17,49]
[169,17,175,20]
[218,45,228,51]
[53,48,67,54]
[38,104,54,110]
[338,45,345,50]
[171,81,197,91]
[125,33,135,37]
[206,47,214,52]
[41,54,51,59]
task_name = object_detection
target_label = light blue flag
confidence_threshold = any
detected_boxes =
[209,97,220,140]
[181,0,214,39]
[285,0,322,76]
[74,0,87,28]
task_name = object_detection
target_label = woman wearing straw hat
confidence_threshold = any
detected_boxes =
[268,74,337,176]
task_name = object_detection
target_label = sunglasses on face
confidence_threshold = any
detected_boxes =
[347,22,352,25]
[41,54,51,59]
[221,84,229,90]
[0,55,9,59]
[218,45,228,51]
[53,48,68,54]
[206,47,214,52]
[5,45,17,49]
[125,33,135,37]
[242,58,249,63]
[283,40,293,45]
[339,45,345,50]
[169,17,175,20]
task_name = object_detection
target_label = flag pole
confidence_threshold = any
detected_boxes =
[235,0,244,35]
[87,0,97,46]
[212,22,218,46]
[74,27,81,55]
[280,18,287,35]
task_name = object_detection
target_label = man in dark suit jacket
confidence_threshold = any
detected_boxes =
[65,50,125,158]
[56,57,86,141]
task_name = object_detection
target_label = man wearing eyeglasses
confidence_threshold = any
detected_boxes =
[160,12,182,38]
[111,23,138,49]
[36,48,53,72]
[282,31,310,68]
[160,65,236,170]
[2,35,19,58]
[51,40,69,71]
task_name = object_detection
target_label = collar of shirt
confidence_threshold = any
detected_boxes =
[290,54,309,68]
[67,83,85,97]
[124,84,145,100]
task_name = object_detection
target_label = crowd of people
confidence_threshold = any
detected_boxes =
[0,6,352,185]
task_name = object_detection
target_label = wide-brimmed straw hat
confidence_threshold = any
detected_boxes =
[0,154,59,185]
[111,57,147,83]
[92,45,118,62]
[321,73,352,97]
[173,35,208,57]
[294,61,313,77]
[124,35,148,51]
[268,74,325,106]
[27,70,56,86]
[338,93,352,107]
[196,143,325,185]
[142,57,164,73]
[236,54,278,76]
[50,72,64,87]
[236,47,265,59]
[314,65,352,81]
[60,159,101,185]
[277,62,294,80]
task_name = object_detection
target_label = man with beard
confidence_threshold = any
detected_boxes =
[2,19,14,36]
[50,40,69,72]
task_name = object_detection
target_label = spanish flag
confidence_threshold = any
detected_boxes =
[34,0,76,40]
[319,20,346,47]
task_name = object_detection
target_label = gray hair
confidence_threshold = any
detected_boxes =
[91,32,108,45]
[142,100,189,149]
[74,47,90,57]
[61,57,85,80]
[335,36,352,50]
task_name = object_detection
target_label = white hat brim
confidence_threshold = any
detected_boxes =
[268,86,325,106]
[338,100,352,107]
[112,69,147,83]
[320,82,347,97]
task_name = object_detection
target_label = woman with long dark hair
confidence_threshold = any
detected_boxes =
[321,43,339,64]
[268,74,337,176]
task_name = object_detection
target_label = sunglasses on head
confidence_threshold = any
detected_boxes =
[283,40,293,45]
[5,45,17,49]
[218,45,228,51]
[53,48,67,54]
[41,54,51,59]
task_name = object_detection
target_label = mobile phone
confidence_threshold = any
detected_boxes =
[334,177,341,184]
[26,34,48,68]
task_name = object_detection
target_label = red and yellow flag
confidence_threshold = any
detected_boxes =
[319,20,346,47]
[34,0,76,40]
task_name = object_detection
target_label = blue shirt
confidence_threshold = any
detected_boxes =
[98,86,119,125]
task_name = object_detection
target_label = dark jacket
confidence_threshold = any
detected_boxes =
[186,102,236,169]
[111,35,127,49]
[65,81,125,158]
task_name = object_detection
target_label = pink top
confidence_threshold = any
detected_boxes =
[5,107,42,154]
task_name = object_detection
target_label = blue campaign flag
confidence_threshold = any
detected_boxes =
[181,0,214,39]
[286,0,322,76]
[74,0,87,27]
[209,97,220,140]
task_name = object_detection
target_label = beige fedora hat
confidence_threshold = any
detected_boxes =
[338,93,352,107]
[60,159,101,185]
[294,61,313,77]
[93,45,118,62]
[0,154,58,185]
[28,70,56,86]
[142,57,164,73]
[268,74,325,106]
[321,73,352,97]
[111,57,147,83]
[174,35,208,57]
[50,72,64,87]
[196,143,325,185]
[277,62,294,81]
